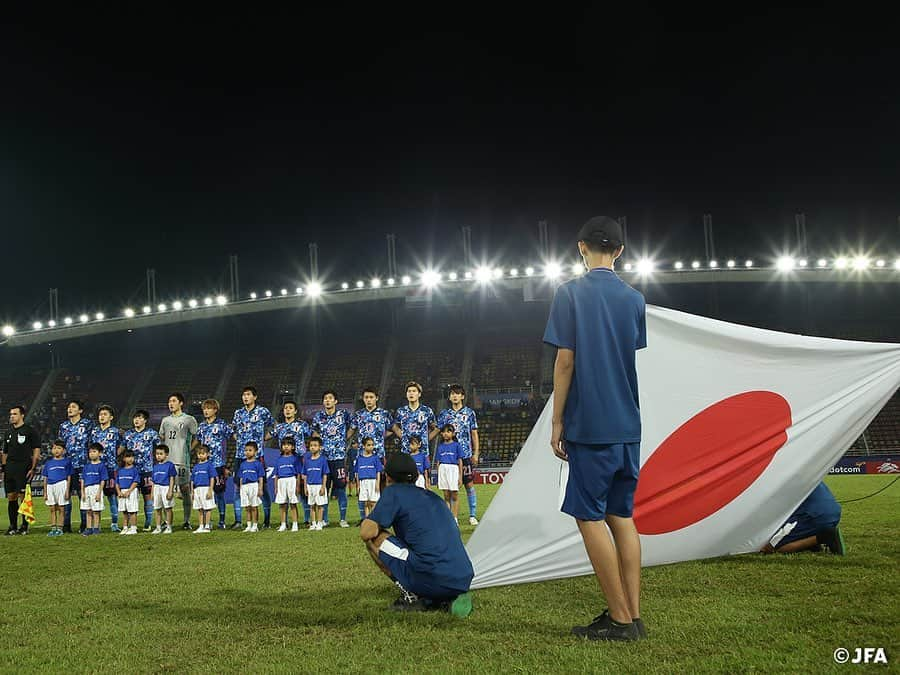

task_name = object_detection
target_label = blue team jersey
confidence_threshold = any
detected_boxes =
[274,454,300,478]
[394,404,436,453]
[43,457,72,485]
[273,420,311,454]
[543,267,647,444]
[240,459,264,483]
[117,466,140,490]
[355,453,383,480]
[350,408,394,458]
[410,451,430,476]
[91,425,123,472]
[311,409,350,460]
[59,418,94,471]
[197,418,233,468]
[191,461,216,487]
[436,441,461,465]
[152,461,177,487]
[302,453,328,485]
[232,405,274,448]
[123,428,161,473]
[367,484,474,593]
[437,407,479,459]
[81,462,108,487]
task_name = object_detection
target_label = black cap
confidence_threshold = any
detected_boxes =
[577,216,624,249]
[385,452,418,484]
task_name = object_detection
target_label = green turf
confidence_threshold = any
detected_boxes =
[1,476,897,673]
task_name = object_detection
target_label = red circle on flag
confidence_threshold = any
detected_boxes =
[633,391,791,535]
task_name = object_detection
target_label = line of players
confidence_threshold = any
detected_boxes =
[48,381,480,534]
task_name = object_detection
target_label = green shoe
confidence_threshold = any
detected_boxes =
[450,592,473,618]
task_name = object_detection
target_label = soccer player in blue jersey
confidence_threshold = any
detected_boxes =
[43,440,71,537]
[123,410,160,531]
[311,391,351,528]
[239,442,265,533]
[391,381,437,454]
[80,443,108,536]
[273,438,301,532]
[271,399,312,525]
[59,400,93,533]
[150,444,177,535]
[302,437,329,530]
[116,450,141,535]
[232,387,275,528]
[356,437,383,516]
[349,386,393,520]
[190,445,216,533]
[435,426,463,522]
[408,436,430,489]
[437,384,481,525]
[544,216,647,642]
[198,399,233,530]
[91,405,124,532]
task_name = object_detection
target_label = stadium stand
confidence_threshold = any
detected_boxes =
[471,332,542,391]
[388,333,463,405]
[305,340,386,405]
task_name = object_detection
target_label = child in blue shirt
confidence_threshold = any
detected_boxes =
[303,437,329,530]
[239,442,265,533]
[435,426,463,523]
[80,443,108,536]
[190,445,216,534]
[116,450,141,536]
[409,435,430,489]
[151,444,177,535]
[274,438,302,532]
[43,440,72,537]
[355,437,383,517]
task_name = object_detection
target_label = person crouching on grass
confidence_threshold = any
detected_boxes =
[435,426,463,523]
[151,444,177,534]
[360,453,473,615]
[239,442,265,533]
[80,443,108,536]
[116,450,141,535]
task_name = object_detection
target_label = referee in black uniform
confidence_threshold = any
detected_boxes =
[2,406,41,535]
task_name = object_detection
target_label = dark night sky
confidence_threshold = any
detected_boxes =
[2,5,899,323]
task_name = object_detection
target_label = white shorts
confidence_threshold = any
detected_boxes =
[358,478,379,502]
[415,474,425,489]
[45,481,69,506]
[438,464,460,491]
[120,490,139,513]
[153,484,174,510]
[275,477,298,504]
[306,483,327,506]
[192,485,215,511]
[240,482,261,508]
[81,484,104,511]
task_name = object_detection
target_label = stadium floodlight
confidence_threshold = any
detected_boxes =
[475,266,492,283]
[623,262,633,271]
[798,259,808,268]
[48,320,56,328]
[636,258,654,275]
[745,260,754,268]
[95,312,104,320]
[65,316,74,324]
[124,308,135,318]
[1,325,13,337]
[355,280,364,289]
[306,283,322,297]
[401,275,411,285]
[446,271,457,281]
[852,256,869,271]
[421,270,441,288]
[691,260,701,269]
[817,258,828,268]
[158,303,167,311]
[33,321,42,330]
[544,262,562,279]
[835,257,848,269]
[204,297,213,306]
[172,301,183,310]
[875,259,885,268]
[341,282,349,290]
[216,295,227,305]
[186,299,197,308]
[280,288,288,296]
[371,278,382,288]
[265,290,273,297]
[894,259,900,270]
[79,314,89,323]
[674,261,684,270]
[525,266,535,276]
[776,256,795,272]
[571,262,584,276]
[387,278,395,286]
[464,271,473,279]
[726,259,735,268]
[509,268,519,277]
[249,292,257,300]
[295,287,303,295]
[709,260,718,269]
[492,267,503,279]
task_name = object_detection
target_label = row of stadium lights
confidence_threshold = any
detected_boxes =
[3,256,898,338]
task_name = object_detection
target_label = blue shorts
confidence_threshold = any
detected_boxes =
[378,536,466,601]
[562,442,640,521]
[778,513,841,546]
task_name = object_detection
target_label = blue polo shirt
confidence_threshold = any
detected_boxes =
[543,267,646,444]
[367,483,474,593]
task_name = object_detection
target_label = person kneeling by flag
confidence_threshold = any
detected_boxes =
[761,482,844,555]
[360,453,473,616]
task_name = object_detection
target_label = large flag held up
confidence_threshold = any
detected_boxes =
[466,305,900,589]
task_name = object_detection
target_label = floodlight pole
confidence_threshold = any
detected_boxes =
[618,216,628,249]
[228,255,240,301]
[146,268,157,307]
[703,213,716,261]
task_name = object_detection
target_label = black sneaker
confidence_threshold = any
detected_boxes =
[262,522,271,530]
[16,526,28,535]
[5,528,18,536]
[62,525,72,534]
[634,618,648,639]
[230,522,243,530]
[182,522,192,531]
[389,596,429,612]
[817,526,845,556]
[572,610,640,641]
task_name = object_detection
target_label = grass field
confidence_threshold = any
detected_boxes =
[1,475,897,673]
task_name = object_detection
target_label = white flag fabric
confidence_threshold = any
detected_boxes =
[467,305,900,589]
